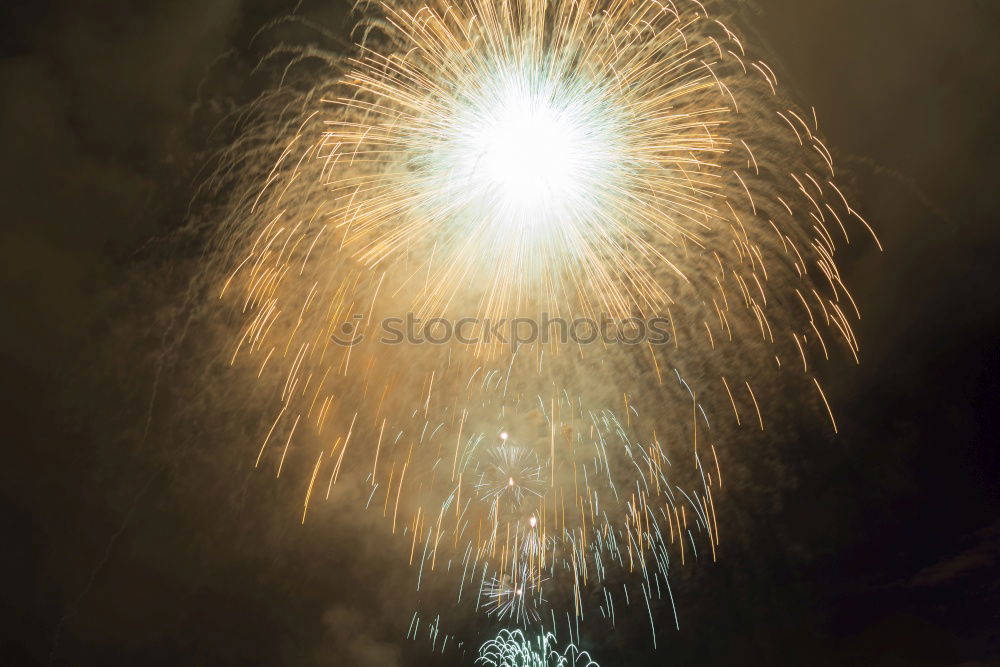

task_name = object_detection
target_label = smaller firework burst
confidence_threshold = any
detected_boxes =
[477,629,599,667]
[480,563,548,624]
[474,437,548,516]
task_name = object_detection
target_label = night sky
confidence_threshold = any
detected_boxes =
[2,1,999,665]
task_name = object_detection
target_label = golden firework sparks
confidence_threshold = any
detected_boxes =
[205,0,878,653]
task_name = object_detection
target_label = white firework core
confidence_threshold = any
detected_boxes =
[420,65,624,261]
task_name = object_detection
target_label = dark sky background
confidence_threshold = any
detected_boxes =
[2,0,999,665]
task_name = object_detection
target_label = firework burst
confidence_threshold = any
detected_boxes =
[474,438,546,513]
[477,629,598,667]
[204,0,878,661]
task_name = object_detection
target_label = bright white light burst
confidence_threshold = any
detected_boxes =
[440,70,621,235]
